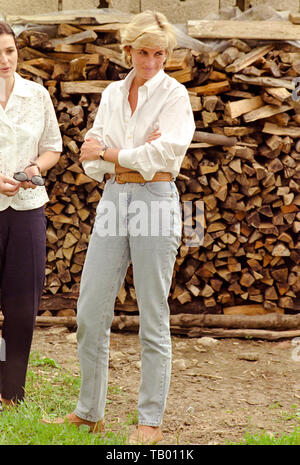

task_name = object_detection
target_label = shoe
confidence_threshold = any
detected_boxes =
[0,401,3,413]
[41,412,104,434]
[1,398,17,410]
[129,425,163,445]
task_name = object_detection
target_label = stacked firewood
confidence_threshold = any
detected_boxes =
[13,18,300,318]
[176,41,300,315]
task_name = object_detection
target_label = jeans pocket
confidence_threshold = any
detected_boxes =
[145,181,174,198]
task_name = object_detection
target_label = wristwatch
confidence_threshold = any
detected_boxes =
[99,146,108,160]
[27,161,41,173]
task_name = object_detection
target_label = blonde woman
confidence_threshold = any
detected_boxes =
[45,11,195,444]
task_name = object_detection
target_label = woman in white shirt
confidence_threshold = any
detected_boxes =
[47,11,195,443]
[0,22,62,409]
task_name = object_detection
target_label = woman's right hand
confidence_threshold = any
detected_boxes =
[0,174,20,196]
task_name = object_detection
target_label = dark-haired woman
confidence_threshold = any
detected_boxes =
[0,22,62,408]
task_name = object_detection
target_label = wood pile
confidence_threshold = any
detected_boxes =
[9,14,300,332]
[177,39,300,317]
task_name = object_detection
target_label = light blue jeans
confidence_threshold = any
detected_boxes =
[74,177,182,426]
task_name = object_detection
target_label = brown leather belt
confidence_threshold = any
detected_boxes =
[109,171,173,184]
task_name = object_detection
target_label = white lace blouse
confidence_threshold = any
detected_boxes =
[0,73,62,211]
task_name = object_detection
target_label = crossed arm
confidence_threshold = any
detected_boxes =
[79,129,161,173]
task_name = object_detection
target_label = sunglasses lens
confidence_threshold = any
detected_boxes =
[31,176,45,186]
[13,172,28,182]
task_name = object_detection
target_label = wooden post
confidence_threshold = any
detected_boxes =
[236,0,251,11]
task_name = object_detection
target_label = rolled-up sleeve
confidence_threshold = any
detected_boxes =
[118,90,195,180]
[38,89,62,154]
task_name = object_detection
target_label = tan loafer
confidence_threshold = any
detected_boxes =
[1,398,17,410]
[129,425,163,445]
[41,412,104,434]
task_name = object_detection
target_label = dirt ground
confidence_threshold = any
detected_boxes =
[31,326,300,445]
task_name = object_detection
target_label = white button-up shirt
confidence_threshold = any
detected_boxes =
[83,69,195,182]
[0,73,62,211]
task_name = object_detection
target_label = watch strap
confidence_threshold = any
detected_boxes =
[27,161,41,173]
[99,145,108,160]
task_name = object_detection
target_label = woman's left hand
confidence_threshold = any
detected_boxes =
[20,164,40,190]
[147,128,161,144]
[79,138,103,163]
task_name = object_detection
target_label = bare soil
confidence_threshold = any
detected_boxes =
[31,326,300,445]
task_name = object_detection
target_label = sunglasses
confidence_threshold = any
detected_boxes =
[13,171,45,186]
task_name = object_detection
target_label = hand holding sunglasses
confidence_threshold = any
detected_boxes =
[13,161,45,188]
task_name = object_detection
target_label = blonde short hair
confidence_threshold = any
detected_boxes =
[121,10,177,67]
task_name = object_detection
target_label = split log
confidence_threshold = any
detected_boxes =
[60,80,113,94]
[243,104,293,123]
[225,95,263,119]
[263,122,300,138]
[232,74,295,90]
[188,20,300,41]
[226,45,274,73]
[186,328,300,340]
[49,30,98,49]
[6,12,132,25]
[188,81,231,95]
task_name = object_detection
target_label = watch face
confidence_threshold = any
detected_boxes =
[99,147,107,159]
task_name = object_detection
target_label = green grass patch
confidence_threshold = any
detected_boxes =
[0,351,129,445]
[126,409,139,426]
[227,402,300,445]
[230,428,300,445]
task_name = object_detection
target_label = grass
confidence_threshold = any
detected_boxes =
[1,351,299,445]
[230,428,300,445]
[229,405,300,445]
[0,351,129,445]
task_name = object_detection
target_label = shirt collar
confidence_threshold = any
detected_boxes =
[120,68,166,99]
[12,72,34,98]
[0,73,33,127]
